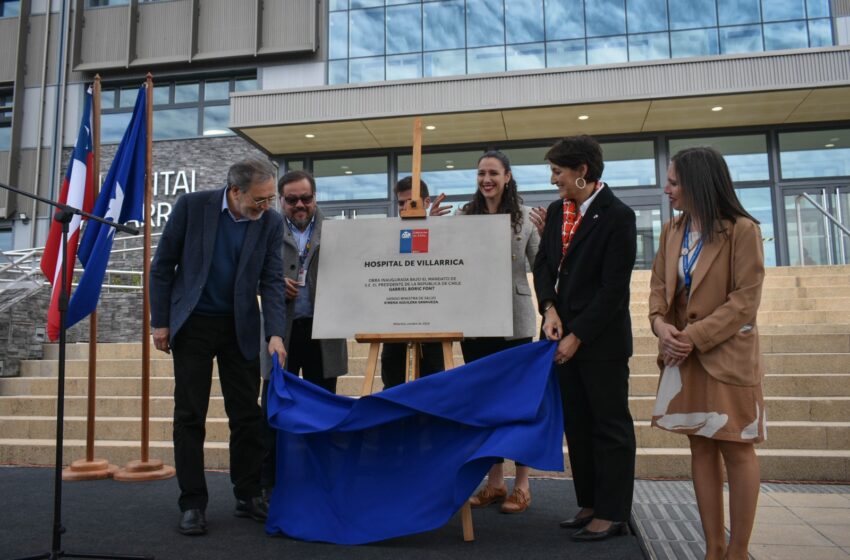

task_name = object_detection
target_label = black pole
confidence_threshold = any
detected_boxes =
[0,182,151,560]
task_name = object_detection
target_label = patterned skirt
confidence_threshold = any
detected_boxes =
[651,293,766,443]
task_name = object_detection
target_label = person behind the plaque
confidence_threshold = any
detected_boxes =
[380,176,452,389]
[149,157,287,536]
[461,150,542,514]
[533,135,637,542]
[649,147,765,560]
[258,169,349,502]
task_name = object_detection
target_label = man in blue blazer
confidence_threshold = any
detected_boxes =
[150,158,287,536]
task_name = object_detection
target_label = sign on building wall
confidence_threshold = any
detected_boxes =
[312,215,513,339]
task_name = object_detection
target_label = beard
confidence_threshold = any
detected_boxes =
[289,210,313,230]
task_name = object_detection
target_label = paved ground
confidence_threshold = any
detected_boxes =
[633,480,850,560]
[2,466,848,560]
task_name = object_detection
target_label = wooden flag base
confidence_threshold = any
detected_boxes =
[62,458,119,481]
[355,331,474,542]
[113,458,176,482]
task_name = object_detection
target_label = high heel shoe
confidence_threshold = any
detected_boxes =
[571,521,629,542]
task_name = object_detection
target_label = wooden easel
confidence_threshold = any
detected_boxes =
[351,117,474,542]
[355,332,474,542]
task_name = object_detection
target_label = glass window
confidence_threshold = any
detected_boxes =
[328,60,349,84]
[101,112,132,143]
[587,36,627,65]
[544,0,584,41]
[762,0,805,22]
[100,89,116,109]
[314,156,388,201]
[718,0,760,25]
[467,0,504,48]
[387,4,421,55]
[350,8,385,57]
[719,24,764,54]
[0,228,11,251]
[627,0,668,33]
[386,53,422,80]
[546,39,586,68]
[764,20,808,51]
[807,0,830,18]
[119,87,139,108]
[397,150,481,198]
[736,187,777,266]
[351,0,382,7]
[808,18,833,47]
[669,134,769,182]
[0,126,10,150]
[601,141,656,186]
[234,78,257,92]
[780,129,850,179]
[670,28,719,58]
[423,1,464,51]
[669,0,717,29]
[174,82,199,104]
[634,207,663,269]
[505,0,544,44]
[499,147,551,192]
[152,85,169,105]
[424,49,466,77]
[87,0,129,6]
[204,80,229,101]
[329,11,348,59]
[468,46,506,74]
[329,0,348,10]
[1,1,21,16]
[202,106,231,136]
[628,32,670,61]
[153,107,198,140]
[506,43,545,71]
[350,56,385,83]
[585,0,625,37]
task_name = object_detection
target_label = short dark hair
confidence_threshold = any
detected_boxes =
[544,135,604,183]
[227,158,276,192]
[394,176,430,199]
[671,146,757,242]
[278,169,316,195]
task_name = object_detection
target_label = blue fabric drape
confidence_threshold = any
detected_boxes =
[265,340,564,544]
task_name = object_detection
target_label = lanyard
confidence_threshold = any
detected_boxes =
[286,219,314,266]
[681,220,704,294]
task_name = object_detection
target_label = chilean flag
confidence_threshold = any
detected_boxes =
[39,86,94,341]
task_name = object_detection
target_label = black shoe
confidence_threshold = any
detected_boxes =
[235,496,268,522]
[178,509,207,536]
[559,514,593,529]
[571,521,628,542]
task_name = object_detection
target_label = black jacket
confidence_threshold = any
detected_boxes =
[533,186,636,361]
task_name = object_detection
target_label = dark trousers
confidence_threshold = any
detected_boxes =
[380,342,445,389]
[558,358,636,522]
[261,317,336,490]
[171,314,263,512]
[461,336,532,466]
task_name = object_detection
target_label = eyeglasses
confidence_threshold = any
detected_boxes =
[283,194,315,205]
[250,195,276,208]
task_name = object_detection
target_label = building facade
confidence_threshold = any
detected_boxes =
[1,0,849,268]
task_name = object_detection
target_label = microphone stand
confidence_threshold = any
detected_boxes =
[0,181,152,560]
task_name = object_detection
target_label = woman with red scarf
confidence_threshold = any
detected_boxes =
[533,135,637,542]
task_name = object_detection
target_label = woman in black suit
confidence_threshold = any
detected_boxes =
[533,135,637,542]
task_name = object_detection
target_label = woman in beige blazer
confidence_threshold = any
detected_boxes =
[649,147,765,560]
[458,150,541,514]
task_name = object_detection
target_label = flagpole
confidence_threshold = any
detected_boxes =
[63,75,118,481]
[114,72,174,482]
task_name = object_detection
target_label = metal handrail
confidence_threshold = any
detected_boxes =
[794,193,850,266]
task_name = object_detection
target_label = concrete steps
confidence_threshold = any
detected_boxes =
[1,265,849,481]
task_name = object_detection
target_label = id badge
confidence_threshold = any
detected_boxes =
[296,267,307,286]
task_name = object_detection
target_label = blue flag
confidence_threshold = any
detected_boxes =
[66,85,147,329]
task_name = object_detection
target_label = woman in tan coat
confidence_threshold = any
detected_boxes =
[649,147,765,560]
